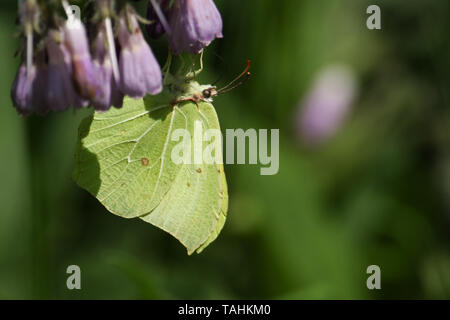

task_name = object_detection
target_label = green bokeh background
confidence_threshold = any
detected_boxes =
[1,0,450,299]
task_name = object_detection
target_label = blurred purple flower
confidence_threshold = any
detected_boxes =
[167,0,223,54]
[46,30,87,111]
[11,50,51,116]
[118,12,162,98]
[63,19,103,102]
[92,28,124,111]
[11,64,36,116]
[297,65,358,145]
[11,0,41,116]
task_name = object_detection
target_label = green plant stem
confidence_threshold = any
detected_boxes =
[27,118,49,299]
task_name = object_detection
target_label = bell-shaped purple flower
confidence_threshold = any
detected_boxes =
[63,19,103,102]
[11,64,36,116]
[46,30,87,111]
[91,28,124,111]
[118,12,162,98]
[168,0,223,54]
[146,0,171,39]
[11,50,51,116]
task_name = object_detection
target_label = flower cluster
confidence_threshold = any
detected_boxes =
[11,0,223,116]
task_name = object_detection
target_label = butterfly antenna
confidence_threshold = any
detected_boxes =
[217,60,251,94]
[217,72,251,95]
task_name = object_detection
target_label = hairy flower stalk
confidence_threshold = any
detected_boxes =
[96,0,120,82]
[26,28,33,77]
[105,17,120,82]
[19,0,39,75]
[118,7,162,97]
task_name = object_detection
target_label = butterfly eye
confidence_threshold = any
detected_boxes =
[202,89,211,98]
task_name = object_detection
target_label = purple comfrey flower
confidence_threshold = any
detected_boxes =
[46,30,87,111]
[168,0,223,54]
[11,0,41,116]
[63,18,103,102]
[296,65,358,146]
[11,51,50,116]
[146,0,171,39]
[91,28,124,111]
[11,64,36,116]
[118,11,162,98]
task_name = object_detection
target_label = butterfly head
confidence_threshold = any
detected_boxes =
[200,86,218,102]
[169,60,251,106]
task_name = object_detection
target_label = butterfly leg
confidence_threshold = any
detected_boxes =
[185,51,204,80]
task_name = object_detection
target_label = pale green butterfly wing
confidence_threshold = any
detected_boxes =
[140,101,228,254]
[74,94,183,218]
[195,162,228,254]
[73,94,228,254]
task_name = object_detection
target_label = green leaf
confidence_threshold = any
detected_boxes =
[73,92,228,254]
